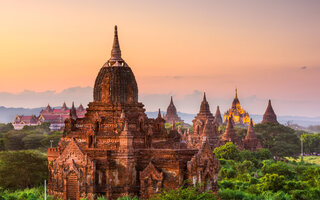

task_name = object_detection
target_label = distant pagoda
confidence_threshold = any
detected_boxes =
[214,106,223,126]
[261,99,278,124]
[224,89,250,125]
[243,118,262,151]
[164,96,184,124]
[221,115,242,147]
[188,93,220,149]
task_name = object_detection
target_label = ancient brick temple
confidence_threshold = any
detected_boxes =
[243,119,262,151]
[224,89,250,125]
[47,26,219,200]
[164,96,184,124]
[220,115,262,151]
[187,93,220,150]
[261,100,278,124]
[220,115,243,148]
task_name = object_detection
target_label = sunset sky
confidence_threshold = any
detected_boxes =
[0,0,319,116]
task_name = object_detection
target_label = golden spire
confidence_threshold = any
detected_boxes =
[110,25,122,61]
[235,88,238,99]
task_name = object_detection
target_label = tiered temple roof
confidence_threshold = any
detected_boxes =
[188,93,220,149]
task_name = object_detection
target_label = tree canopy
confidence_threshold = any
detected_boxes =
[0,150,47,190]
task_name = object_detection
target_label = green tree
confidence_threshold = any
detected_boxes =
[22,134,46,149]
[0,123,14,132]
[255,123,300,157]
[0,150,47,190]
[40,132,62,148]
[301,133,320,154]
[261,161,294,178]
[213,142,241,161]
[3,131,27,150]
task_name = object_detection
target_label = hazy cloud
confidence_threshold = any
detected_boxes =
[0,87,319,118]
[300,66,307,70]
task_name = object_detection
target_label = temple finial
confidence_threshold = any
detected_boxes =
[235,88,238,99]
[203,92,207,102]
[110,25,122,61]
[170,96,173,104]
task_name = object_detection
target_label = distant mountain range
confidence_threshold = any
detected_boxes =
[1,106,319,127]
[145,112,320,127]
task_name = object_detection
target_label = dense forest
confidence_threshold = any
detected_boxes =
[0,122,319,200]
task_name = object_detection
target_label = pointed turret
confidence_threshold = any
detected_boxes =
[77,103,84,112]
[110,25,122,61]
[62,102,68,110]
[262,100,278,124]
[69,102,78,120]
[215,106,222,125]
[245,119,257,140]
[221,115,241,146]
[199,92,211,114]
[45,104,52,112]
[157,108,162,119]
[164,96,183,124]
[232,88,240,109]
[243,118,262,151]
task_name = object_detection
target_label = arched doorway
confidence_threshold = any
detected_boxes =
[67,172,79,200]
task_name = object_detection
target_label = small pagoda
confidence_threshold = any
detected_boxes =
[243,118,262,151]
[164,96,184,125]
[261,100,278,124]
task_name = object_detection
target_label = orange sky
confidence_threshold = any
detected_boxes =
[0,0,319,115]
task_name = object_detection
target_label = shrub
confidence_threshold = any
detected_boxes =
[261,161,294,178]
[258,174,285,192]
[154,185,217,200]
[213,142,241,161]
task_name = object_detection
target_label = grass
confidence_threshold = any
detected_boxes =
[287,156,320,165]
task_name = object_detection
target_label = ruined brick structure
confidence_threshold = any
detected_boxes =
[187,93,220,150]
[164,97,184,125]
[261,100,278,124]
[47,26,219,200]
[224,89,250,125]
[243,118,262,151]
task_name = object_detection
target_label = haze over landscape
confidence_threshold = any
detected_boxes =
[1,0,320,117]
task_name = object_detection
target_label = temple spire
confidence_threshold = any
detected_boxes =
[70,102,78,120]
[199,92,211,114]
[235,88,238,99]
[215,106,223,125]
[110,25,122,61]
[203,92,207,102]
[157,108,162,119]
